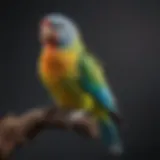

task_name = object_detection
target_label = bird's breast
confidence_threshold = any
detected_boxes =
[38,47,81,108]
[38,47,79,82]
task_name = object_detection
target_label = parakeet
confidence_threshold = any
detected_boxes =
[37,13,123,155]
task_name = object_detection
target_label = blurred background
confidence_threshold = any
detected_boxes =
[0,0,160,159]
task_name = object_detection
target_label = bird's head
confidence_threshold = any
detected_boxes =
[39,13,80,49]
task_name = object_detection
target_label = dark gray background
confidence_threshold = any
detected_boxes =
[0,0,160,159]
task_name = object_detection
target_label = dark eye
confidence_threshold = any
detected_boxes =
[54,23,64,29]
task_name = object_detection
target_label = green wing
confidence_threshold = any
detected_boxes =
[78,53,118,113]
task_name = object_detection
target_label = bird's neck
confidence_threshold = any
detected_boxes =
[59,38,86,54]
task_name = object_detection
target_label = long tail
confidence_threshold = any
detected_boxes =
[99,118,123,156]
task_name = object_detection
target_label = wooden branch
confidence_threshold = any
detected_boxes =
[0,106,99,160]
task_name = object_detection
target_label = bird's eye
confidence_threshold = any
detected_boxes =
[54,23,64,29]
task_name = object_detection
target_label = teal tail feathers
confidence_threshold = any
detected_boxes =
[99,119,123,156]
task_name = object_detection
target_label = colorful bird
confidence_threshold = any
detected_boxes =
[37,13,123,155]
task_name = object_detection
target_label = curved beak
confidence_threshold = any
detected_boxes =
[39,20,58,46]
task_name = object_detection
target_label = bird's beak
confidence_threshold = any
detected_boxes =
[40,22,58,47]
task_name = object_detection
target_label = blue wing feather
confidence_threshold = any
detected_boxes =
[79,55,118,113]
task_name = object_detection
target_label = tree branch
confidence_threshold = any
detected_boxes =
[0,105,99,160]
